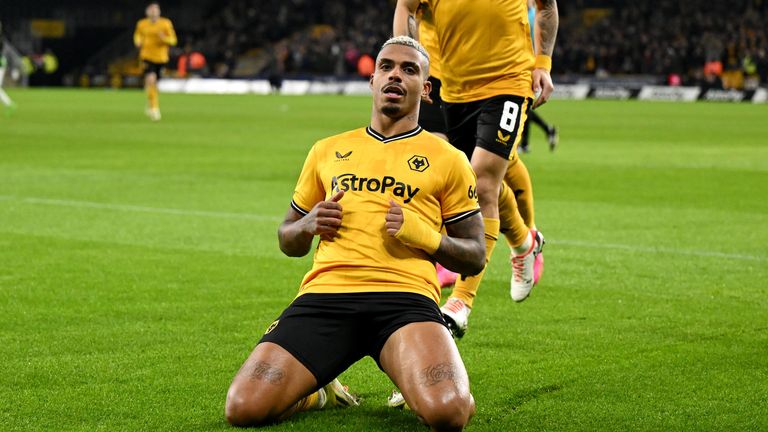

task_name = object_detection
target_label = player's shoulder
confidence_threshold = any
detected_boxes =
[136,18,150,26]
[313,127,367,150]
[160,17,174,26]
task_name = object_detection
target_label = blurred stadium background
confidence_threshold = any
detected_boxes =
[2,0,768,100]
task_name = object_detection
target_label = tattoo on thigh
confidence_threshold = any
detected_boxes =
[249,361,285,385]
[419,363,457,387]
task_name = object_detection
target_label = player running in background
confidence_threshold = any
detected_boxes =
[0,21,17,114]
[133,2,176,121]
[519,109,558,153]
[225,36,484,431]
[519,0,558,153]
[395,0,559,336]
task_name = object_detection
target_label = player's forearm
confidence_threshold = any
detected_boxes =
[278,221,314,257]
[435,213,486,276]
[163,33,178,46]
[133,35,142,48]
[393,0,420,38]
[534,0,559,57]
[433,236,485,276]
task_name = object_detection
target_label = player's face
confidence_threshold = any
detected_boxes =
[370,44,430,119]
[146,4,160,19]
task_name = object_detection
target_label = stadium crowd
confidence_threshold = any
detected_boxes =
[5,0,768,88]
[190,0,392,78]
[171,0,768,89]
[554,0,768,88]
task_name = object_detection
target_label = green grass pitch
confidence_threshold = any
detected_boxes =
[1,89,767,431]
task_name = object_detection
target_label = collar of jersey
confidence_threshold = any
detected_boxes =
[366,125,423,143]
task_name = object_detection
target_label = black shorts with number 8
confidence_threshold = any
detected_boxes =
[443,94,532,161]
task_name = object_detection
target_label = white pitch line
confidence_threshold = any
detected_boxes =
[17,196,283,222]
[550,239,767,262]
[3,195,765,262]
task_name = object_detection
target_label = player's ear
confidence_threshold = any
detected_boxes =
[369,73,375,88]
[422,77,432,99]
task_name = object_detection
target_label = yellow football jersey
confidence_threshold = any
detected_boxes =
[424,0,534,102]
[133,17,177,64]
[418,3,442,80]
[291,126,480,303]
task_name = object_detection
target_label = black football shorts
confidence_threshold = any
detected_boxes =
[259,292,448,387]
[444,94,532,160]
[142,60,166,78]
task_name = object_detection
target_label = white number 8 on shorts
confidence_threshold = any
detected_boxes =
[499,100,520,133]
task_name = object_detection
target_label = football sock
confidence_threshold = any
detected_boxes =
[504,158,535,228]
[0,88,11,107]
[294,389,325,412]
[511,230,533,256]
[450,218,499,308]
[147,83,159,110]
[498,180,530,248]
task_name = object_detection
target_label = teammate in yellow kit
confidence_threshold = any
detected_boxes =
[225,36,484,430]
[395,0,559,336]
[412,2,463,289]
[133,2,176,121]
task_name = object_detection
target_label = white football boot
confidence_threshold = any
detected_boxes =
[510,229,545,302]
[323,378,360,407]
[440,297,471,338]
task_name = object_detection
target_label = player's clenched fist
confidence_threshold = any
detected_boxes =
[386,200,442,254]
[303,190,344,239]
[385,200,405,235]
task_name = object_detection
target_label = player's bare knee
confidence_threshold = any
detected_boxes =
[225,385,276,427]
[417,392,473,432]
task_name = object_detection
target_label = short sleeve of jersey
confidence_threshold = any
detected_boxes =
[291,145,326,216]
[441,152,480,225]
[164,20,176,37]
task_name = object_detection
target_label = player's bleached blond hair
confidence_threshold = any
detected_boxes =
[380,36,430,76]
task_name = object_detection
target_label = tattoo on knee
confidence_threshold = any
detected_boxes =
[419,363,457,387]
[249,361,285,385]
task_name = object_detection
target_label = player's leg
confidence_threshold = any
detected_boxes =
[488,98,543,302]
[0,86,11,108]
[225,342,320,426]
[528,109,558,151]
[503,155,545,289]
[527,109,548,133]
[0,66,14,109]
[440,146,505,336]
[519,117,532,153]
[443,96,541,333]
[380,322,474,431]
[438,101,496,336]
[143,64,161,120]
[505,156,534,228]
[226,295,361,426]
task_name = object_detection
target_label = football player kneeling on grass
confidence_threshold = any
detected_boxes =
[225,36,484,431]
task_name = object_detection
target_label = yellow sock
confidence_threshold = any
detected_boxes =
[294,390,322,412]
[498,181,529,248]
[505,158,535,228]
[450,218,499,308]
[147,84,159,109]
